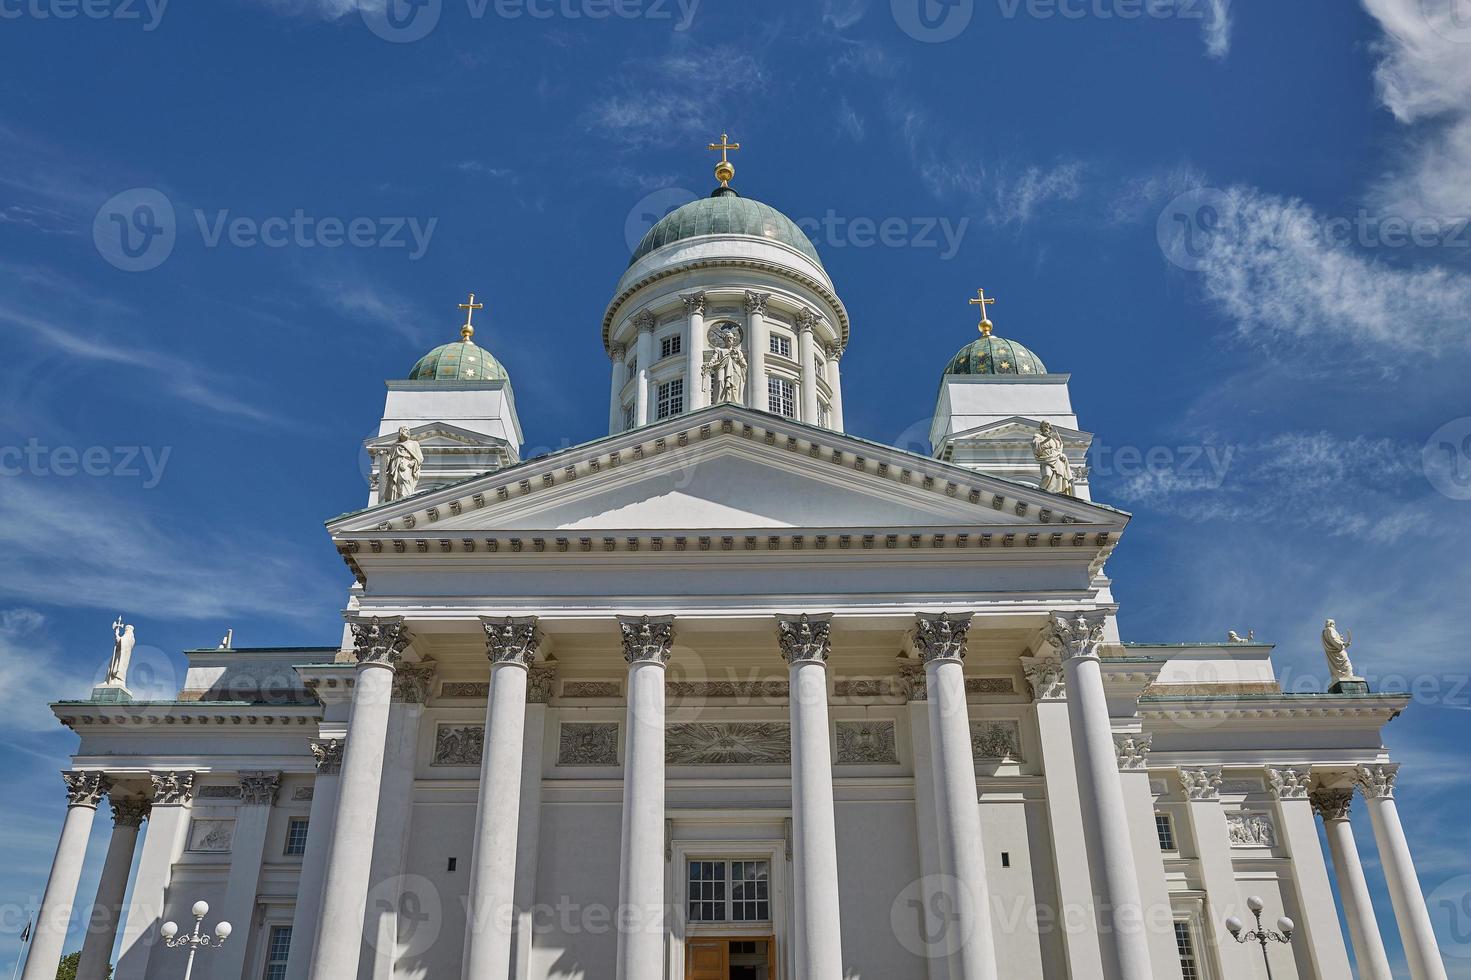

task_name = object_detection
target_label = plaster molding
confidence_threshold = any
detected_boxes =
[743,290,770,316]
[480,615,542,667]
[1046,610,1107,661]
[1114,732,1153,771]
[150,770,195,806]
[110,796,150,828]
[558,722,619,766]
[393,662,437,703]
[913,612,972,664]
[680,291,706,315]
[346,615,411,668]
[1021,656,1066,701]
[1309,788,1353,822]
[1179,766,1223,801]
[835,721,898,764]
[238,770,280,807]
[527,662,559,703]
[618,614,675,665]
[1266,767,1311,800]
[666,722,790,765]
[777,613,832,666]
[1355,763,1398,800]
[63,771,109,809]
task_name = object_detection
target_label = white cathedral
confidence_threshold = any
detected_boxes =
[25,145,1448,980]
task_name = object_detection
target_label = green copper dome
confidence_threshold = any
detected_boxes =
[630,189,822,268]
[943,333,1047,377]
[408,337,508,382]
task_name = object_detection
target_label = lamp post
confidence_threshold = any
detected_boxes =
[160,901,231,980]
[1225,895,1294,980]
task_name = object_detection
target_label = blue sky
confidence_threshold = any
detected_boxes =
[3,0,1471,974]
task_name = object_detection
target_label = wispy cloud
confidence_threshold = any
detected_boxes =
[587,43,769,147]
[1201,0,1232,59]
[455,160,517,180]
[835,97,866,142]
[304,270,432,346]
[0,610,99,732]
[241,0,369,18]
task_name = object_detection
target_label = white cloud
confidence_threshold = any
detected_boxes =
[305,271,431,346]
[587,44,769,148]
[0,610,97,732]
[243,0,369,18]
[1200,0,1232,59]
[835,98,866,142]
[820,0,867,31]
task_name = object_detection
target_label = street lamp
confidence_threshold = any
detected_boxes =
[160,900,231,980]
[1225,895,1294,980]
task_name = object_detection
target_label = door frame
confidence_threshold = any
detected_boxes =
[683,935,778,979]
[668,835,788,980]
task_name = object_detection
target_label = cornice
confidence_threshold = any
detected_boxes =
[54,702,322,732]
[1138,692,1409,723]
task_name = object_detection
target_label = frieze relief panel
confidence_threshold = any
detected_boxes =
[433,724,485,766]
[187,818,234,853]
[558,723,620,766]
[440,682,490,699]
[667,681,788,700]
[562,681,622,698]
[834,721,899,764]
[970,721,1023,762]
[1226,811,1277,847]
[666,723,791,765]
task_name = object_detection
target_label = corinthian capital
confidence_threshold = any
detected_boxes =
[777,613,832,665]
[681,291,706,315]
[311,739,343,774]
[1046,611,1107,661]
[743,290,769,315]
[480,616,542,666]
[150,770,195,806]
[393,662,438,702]
[1355,763,1398,800]
[238,771,281,807]
[1267,767,1311,800]
[633,308,657,332]
[795,308,820,334]
[1114,733,1153,771]
[1021,656,1066,701]
[110,797,150,828]
[62,771,109,809]
[618,614,675,665]
[913,613,972,663]
[1179,766,1223,800]
[1310,788,1353,821]
[347,615,411,668]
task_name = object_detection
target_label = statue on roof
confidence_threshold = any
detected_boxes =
[107,616,135,688]
[1032,421,1076,496]
[1321,619,1356,682]
[383,426,424,502]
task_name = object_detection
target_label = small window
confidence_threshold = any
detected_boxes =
[1174,921,1199,980]
[263,925,292,980]
[284,818,309,856]
[656,379,684,420]
[688,860,769,922]
[623,404,636,431]
[818,402,831,428]
[769,334,792,358]
[660,334,682,359]
[626,355,637,376]
[1155,812,1177,852]
[767,376,796,418]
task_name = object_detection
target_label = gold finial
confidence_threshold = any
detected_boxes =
[707,132,741,187]
[969,287,997,337]
[458,292,484,341]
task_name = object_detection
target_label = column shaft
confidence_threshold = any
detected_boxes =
[825,352,844,430]
[216,773,279,980]
[307,655,400,979]
[77,799,146,980]
[284,744,343,980]
[685,293,706,411]
[608,345,628,433]
[464,658,531,978]
[745,292,768,410]
[510,699,549,979]
[23,774,106,980]
[1268,778,1352,979]
[112,775,193,980]
[365,675,429,980]
[1312,790,1393,980]
[634,314,655,426]
[780,615,843,978]
[797,316,819,423]
[1359,767,1447,980]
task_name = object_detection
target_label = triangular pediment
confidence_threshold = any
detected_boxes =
[947,416,1090,444]
[364,422,511,451]
[329,406,1127,539]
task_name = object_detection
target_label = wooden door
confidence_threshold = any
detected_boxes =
[686,939,729,980]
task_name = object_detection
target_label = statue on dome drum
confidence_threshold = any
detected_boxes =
[703,322,747,404]
[383,425,424,502]
[1032,421,1076,496]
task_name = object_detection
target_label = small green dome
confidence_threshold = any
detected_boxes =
[408,338,508,382]
[630,189,822,268]
[943,333,1047,377]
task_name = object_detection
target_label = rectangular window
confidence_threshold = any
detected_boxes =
[263,925,292,980]
[818,402,831,428]
[688,860,770,923]
[769,334,792,358]
[623,404,636,431]
[626,355,637,376]
[767,376,796,418]
[1155,812,1177,852]
[660,334,682,359]
[1174,921,1199,980]
[656,378,684,420]
[284,818,309,856]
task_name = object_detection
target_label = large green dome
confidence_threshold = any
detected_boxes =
[630,189,822,268]
[943,333,1047,377]
[408,337,508,382]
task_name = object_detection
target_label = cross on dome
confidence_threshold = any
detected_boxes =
[459,292,484,341]
[969,287,997,337]
[707,132,741,187]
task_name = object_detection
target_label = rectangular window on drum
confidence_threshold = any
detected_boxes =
[656,378,684,420]
[767,376,796,418]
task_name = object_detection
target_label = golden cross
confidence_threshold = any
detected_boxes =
[969,287,996,335]
[707,132,741,165]
[458,292,484,339]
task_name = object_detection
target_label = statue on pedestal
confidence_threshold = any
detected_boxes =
[1321,619,1357,683]
[107,617,135,688]
[1032,421,1076,496]
[383,426,424,502]
[703,322,747,404]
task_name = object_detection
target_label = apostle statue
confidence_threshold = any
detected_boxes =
[1032,421,1076,496]
[383,426,424,502]
[108,616,135,688]
[703,323,747,404]
[1321,619,1356,681]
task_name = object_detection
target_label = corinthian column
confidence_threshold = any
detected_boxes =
[633,310,655,426]
[796,309,820,423]
[1046,612,1151,980]
[745,291,769,409]
[1310,788,1393,980]
[1266,770,1352,978]
[683,292,707,411]
[615,615,674,980]
[1356,765,1448,980]
[307,616,411,980]
[913,613,999,980]
[463,617,541,980]
[284,741,343,980]
[22,772,109,980]
[77,795,148,980]
[777,614,844,978]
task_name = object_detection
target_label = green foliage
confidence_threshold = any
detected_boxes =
[54,950,110,979]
